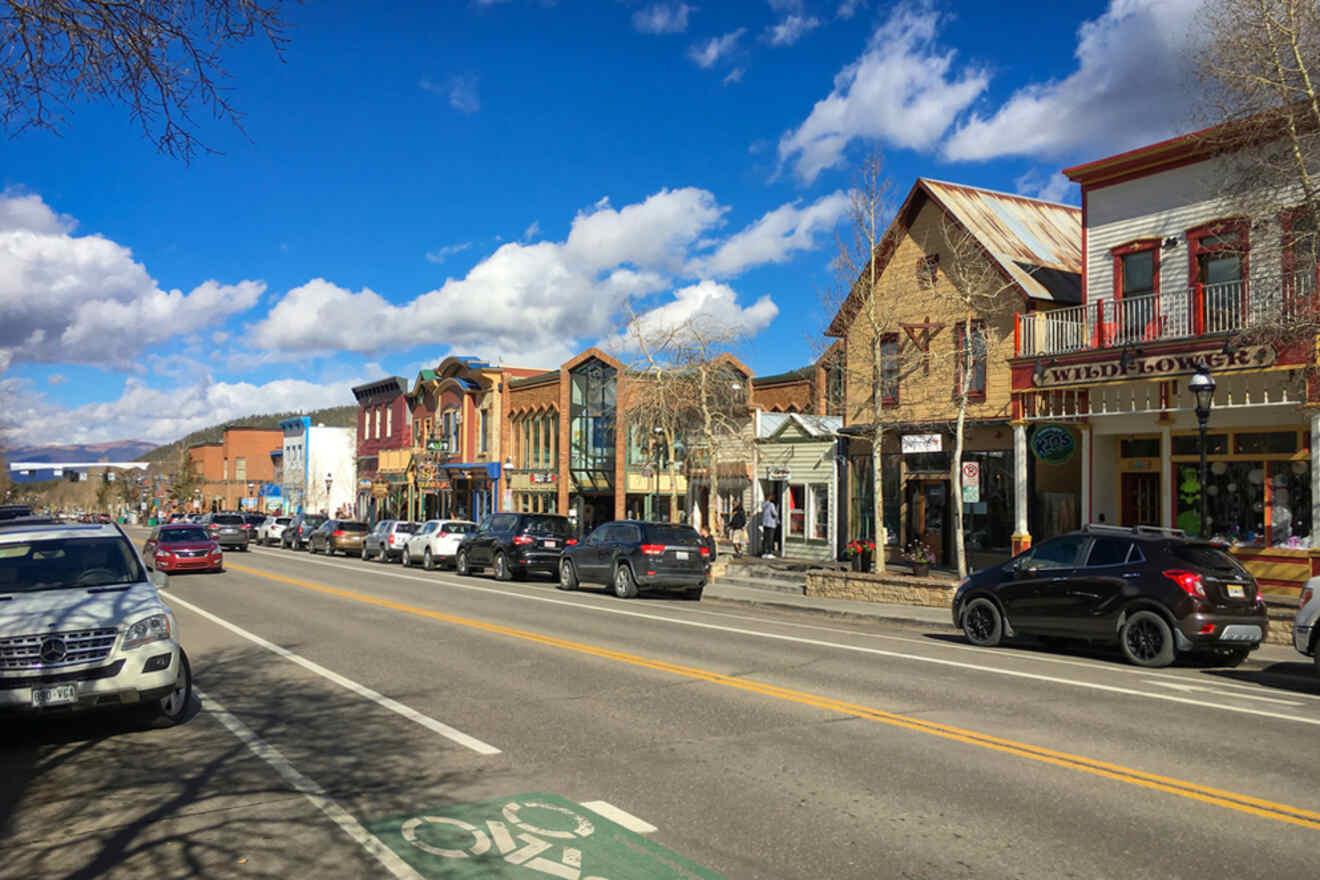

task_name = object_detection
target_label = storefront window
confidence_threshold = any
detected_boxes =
[1269,460,1311,547]
[570,361,616,471]
[961,452,1011,552]
[811,484,829,540]
[849,454,900,545]
[1120,438,1160,458]
[787,485,805,536]
[1235,431,1298,455]
[1172,434,1228,455]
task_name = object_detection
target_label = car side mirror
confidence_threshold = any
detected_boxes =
[150,570,169,590]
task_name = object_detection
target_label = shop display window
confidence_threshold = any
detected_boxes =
[1269,461,1311,547]
[960,453,1011,552]
[1235,432,1298,455]
[1174,458,1312,548]
[1171,434,1228,456]
[811,484,829,540]
[1120,438,1161,458]
[787,485,806,536]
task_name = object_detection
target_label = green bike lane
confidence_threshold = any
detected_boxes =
[115,536,1320,879]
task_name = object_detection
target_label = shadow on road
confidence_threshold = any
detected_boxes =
[1203,662,1320,695]
[0,643,480,878]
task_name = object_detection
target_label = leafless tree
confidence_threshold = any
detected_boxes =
[168,449,201,507]
[621,313,689,523]
[2,0,291,161]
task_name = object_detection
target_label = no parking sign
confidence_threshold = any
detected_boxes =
[961,461,980,504]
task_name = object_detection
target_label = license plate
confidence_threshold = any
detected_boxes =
[1226,585,1245,598]
[31,684,76,707]
[676,550,689,560]
[544,540,557,549]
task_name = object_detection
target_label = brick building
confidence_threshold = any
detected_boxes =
[188,427,283,511]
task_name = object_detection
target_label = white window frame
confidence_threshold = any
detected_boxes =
[386,406,392,439]
[786,483,806,538]
[809,482,829,541]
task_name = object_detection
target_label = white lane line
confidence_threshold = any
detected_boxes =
[1143,680,1302,706]
[243,548,1320,727]
[579,800,658,834]
[167,593,501,755]
[196,686,425,880]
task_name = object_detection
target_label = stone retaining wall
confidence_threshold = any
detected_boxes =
[806,569,955,607]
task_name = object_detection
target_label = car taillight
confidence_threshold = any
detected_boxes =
[438,531,449,537]
[333,530,344,537]
[512,535,534,546]
[1164,569,1205,598]
[208,525,219,532]
[640,544,665,556]
[699,546,710,558]
[1302,586,1314,607]
[566,538,578,546]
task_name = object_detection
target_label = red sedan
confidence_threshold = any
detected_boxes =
[143,524,224,574]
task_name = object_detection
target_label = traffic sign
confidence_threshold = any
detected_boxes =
[961,461,980,504]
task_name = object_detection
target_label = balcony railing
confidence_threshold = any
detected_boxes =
[1015,273,1316,357]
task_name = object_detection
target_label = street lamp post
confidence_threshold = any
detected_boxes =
[325,472,333,514]
[1188,361,1217,539]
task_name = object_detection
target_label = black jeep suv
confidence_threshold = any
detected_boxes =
[557,520,709,600]
[455,513,574,581]
[952,524,1268,667]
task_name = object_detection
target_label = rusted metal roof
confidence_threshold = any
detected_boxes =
[920,178,1082,303]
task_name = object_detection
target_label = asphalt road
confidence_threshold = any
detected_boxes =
[4,528,1320,879]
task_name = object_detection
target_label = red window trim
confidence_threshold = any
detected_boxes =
[880,332,900,408]
[953,320,987,403]
[1110,239,1161,301]
[1186,218,1249,283]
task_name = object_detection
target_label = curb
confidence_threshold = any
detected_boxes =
[702,592,960,631]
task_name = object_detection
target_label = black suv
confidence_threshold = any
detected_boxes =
[202,512,249,550]
[456,513,573,581]
[953,524,1268,667]
[558,520,709,600]
[282,513,326,550]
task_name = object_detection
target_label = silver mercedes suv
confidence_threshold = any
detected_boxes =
[0,510,192,723]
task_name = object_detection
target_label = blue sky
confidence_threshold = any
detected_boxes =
[0,0,1206,446]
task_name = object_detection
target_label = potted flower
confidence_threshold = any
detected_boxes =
[902,539,936,577]
[845,539,876,572]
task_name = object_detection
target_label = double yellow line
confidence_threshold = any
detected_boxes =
[225,562,1320,831]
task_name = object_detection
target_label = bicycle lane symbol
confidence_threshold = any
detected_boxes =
[367,792,725,880]
[400,801,604,880]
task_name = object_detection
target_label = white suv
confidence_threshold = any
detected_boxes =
[0,513,191,724]
[1292,578,1320,673]
[402,519,478,570]
[257,515,292,546]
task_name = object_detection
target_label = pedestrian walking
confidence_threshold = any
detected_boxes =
[727,502,747,557]
[698,526,717,560]
[760,497,778,558]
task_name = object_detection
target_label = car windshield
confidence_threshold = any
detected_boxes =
[304,516,326,526]
[0,536,146,592]
[160,528,209,543]
[442,522,476,534]
[212,515,244,525]
[1167,543,1249,577]
[524,516,572,537]
[644,524,701,545]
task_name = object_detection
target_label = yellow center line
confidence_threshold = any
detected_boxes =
[222,562,1320,830]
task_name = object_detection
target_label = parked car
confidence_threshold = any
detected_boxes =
[558,519,709,599]
[1291,578,1320,672]
[142,523,223,574]
[201,512,249,551]
[362,520,418,562]
[242,512,266,536]
[309,519,369,556]
[455,513,574,581]
[952,524,1268,668]
[257,515,292,546]
[402,519,477,569]
[283,513,327,550]
[0,513,191,724]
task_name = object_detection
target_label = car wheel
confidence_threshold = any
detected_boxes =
[494,552,512,581]
[962,597,1003,647]
[558,559,579,591]
[456,549,471,576]
[613,563,639,599]
[1120,610,1176,667]
[402,547,412,567]
[151,648,192,726]
[423,548,435,571]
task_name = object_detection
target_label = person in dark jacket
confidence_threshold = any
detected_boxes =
[727,502,747,557]
[698,526,717,560]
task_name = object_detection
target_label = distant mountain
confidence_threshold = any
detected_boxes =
[3,440,157,463]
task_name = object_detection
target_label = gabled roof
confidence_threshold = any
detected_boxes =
[759,412,842,440]
[826,178,1082,337]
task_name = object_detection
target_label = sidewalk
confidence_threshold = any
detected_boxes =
[702,578,957,630]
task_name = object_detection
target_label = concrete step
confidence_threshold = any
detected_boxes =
[711,573,806,595]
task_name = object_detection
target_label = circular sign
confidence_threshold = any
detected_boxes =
[1031,425,1076,464]
[961,462,979,481]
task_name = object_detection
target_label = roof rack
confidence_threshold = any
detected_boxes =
[1082,523,1185,538]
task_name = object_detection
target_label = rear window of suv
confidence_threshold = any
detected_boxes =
[212,515,244,525]
[644,524,701,545]
[338,522,369,533]
[523,515,572,537]
[392,522,417,534]
[1166,543,1248,577]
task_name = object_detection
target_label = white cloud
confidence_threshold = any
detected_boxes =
[633,2,694,34]
[211,331,230,345]
[421,74,481,114]
[1014,169,1077,205]
[765,15,821,47]
[689,28,746,68]
[942,0,1203,161]
[724,68,745,86]
[777,5,988,183]
[47,373,67,385]
[522,220,541,241]
[0,372,360,446]
[600,281,780,357]
[0,191,265,369]
[836,0,865,19]
[687,191,849,278]
[425,242,472,263]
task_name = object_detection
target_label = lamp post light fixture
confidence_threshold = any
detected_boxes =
[1188,361,1217,538]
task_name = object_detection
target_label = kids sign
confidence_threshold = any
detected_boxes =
[1034,345,1274,387]
[1030,426,1075,464]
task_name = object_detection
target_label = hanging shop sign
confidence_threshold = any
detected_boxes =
[1031,425,1076,464]
[767,466,792,481]
[1034,345,1275,387]
[372,481,391,498]
[901,433,943,454]
[530,472,557,484]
